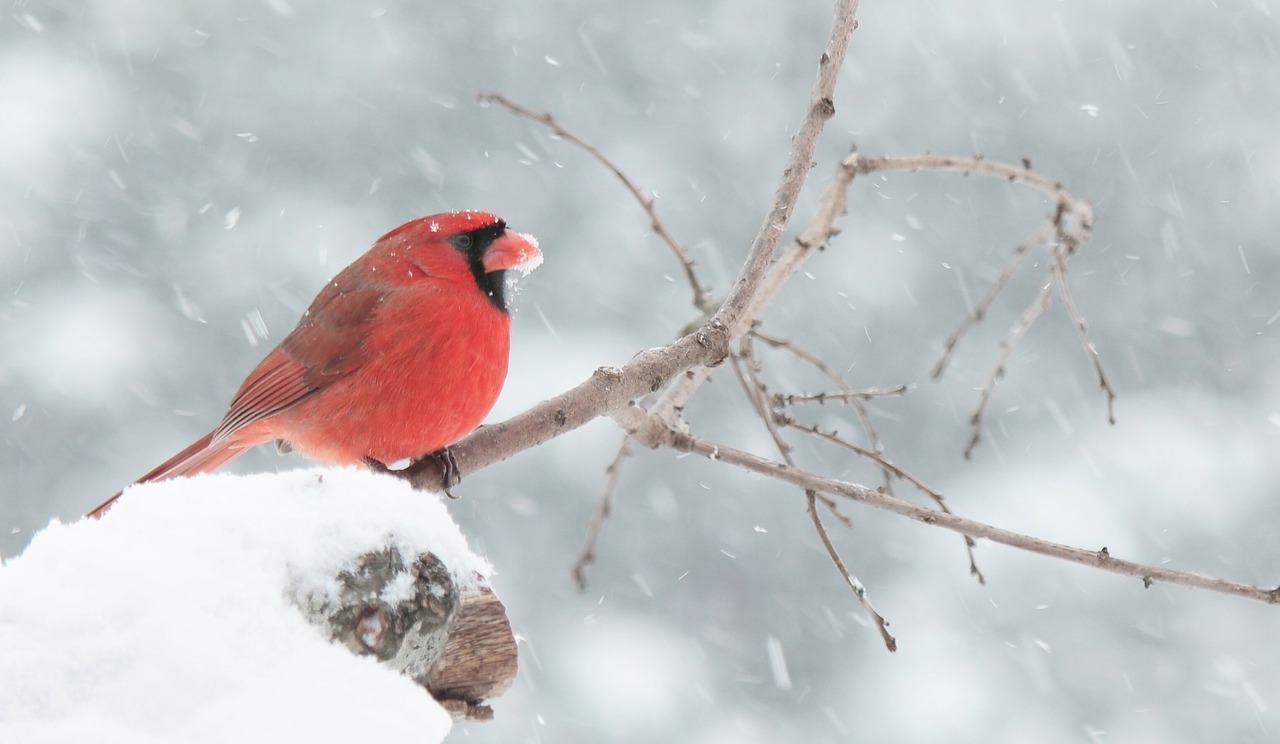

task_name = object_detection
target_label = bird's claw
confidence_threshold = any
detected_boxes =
[362,456,390,473]
[373,448,461,497]
[363,450,460,497]
[424,448,462,498]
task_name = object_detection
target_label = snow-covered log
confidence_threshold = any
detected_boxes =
[301,546,517,720]
[0,468,516,742]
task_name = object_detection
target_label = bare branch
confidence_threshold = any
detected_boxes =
[931,221,1051,380]
[397,327,729,492]
[1052,256,1117,424]
[572,437,633,591]
[611,405,1280,607]
[477,91,713,312]
[745,149,862,334]
[855,154,1069,201]
[747,330,977,581]
[409,1,861,493]
[1049,203,1117,425]
[384,0,1230,637]
[783,418,985,584]
[805,490,896,652]
[855,153,1112,446]
[752,330,899,494]
[709,2,859,333]
[774,386,912,406]
[729,334,884,639]
[964,278,1055,459]
[730,336,853,526]
[730,336,796,460]
[783,419,944,502]
[651,11,863,420]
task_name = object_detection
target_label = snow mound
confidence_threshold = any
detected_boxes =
[0,467,490,743]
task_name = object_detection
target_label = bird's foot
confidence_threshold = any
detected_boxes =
[363,449,461,497]
[404,450,465,496]
[407,448,462,498]
[361,456,390,473]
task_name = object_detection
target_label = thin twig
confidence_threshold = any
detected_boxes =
[610,404,1280,608]
[733,331,885,640]
[1049,201,1117,425]
[650,7,863,421]
[572,436,633,591]
[477,91,714,312]
[774,386,912,406]
[855,154,1112,447]
[1051,254,1116,424]
[409,0,860,487]
[751,330,897,495]
[855,154,1069,201]
[931,221,1052,380]
[805,490,897,652]
[729,337,851,526]
[748,147,862,330]
[784,418,984,584]
[964,278,1055,458]
[707,2,859,331]
[729,340,795,460]
[784,420,943,501]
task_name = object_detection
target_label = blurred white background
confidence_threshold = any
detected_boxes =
[3,1,1279,741]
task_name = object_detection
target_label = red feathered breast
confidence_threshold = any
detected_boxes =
[240,279,512,464]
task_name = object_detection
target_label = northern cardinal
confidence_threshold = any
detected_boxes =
[87,210,542,519]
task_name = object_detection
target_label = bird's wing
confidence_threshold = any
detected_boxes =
[211,283,388,442]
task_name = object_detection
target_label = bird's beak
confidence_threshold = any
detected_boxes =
[482,230,543,276]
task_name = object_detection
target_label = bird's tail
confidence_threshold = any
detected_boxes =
[86,432,249,519]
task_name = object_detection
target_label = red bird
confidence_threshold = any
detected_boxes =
[87,211,542,519]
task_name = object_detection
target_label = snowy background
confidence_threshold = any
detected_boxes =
[3,1,1280,742]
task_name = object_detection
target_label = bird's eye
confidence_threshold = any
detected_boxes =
[451,234,473,251]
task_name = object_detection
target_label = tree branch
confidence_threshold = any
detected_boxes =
[400,0,862,490]
[930,221,1049,380]
[571,436,632,590]
[476,91,714,312]
[805,490,896,652]
[709,1,860,334]
[964,276,1055,459]
[648,6,862,421]
[396,327,729,491]
[382,0,1271,655]
[855,153,1110,453]
[611,404,1280,608]
[854,153,1071,199]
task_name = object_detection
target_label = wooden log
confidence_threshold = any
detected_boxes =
[293,547,518,721]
